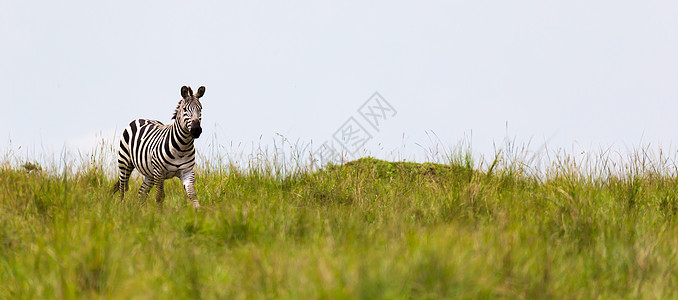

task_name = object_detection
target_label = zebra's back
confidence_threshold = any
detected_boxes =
[118,118,169,178]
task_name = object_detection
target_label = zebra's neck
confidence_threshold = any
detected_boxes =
[169,119,194,153]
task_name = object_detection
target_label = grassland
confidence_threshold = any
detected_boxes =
[2,147,678,299]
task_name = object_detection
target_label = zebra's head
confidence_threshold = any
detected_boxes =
[173,85,205,139]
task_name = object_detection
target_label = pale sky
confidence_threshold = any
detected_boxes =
[2,1,678,167]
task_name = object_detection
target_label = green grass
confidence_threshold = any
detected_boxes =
[2,152,678,299]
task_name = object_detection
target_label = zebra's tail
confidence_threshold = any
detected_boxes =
[111,180,120,194]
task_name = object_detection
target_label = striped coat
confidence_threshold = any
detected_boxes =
[114,85,205,208]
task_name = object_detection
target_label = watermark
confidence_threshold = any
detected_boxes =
[333,116,372,154]
[312,92,397,167]
[358,92,397,131]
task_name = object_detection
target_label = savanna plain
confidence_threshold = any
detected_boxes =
[2,142,678,299]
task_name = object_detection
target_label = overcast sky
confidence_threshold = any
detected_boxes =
[2,1,678,166]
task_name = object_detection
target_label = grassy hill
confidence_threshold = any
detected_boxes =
[2,154,678,299]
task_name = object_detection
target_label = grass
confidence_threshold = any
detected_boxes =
[2,146,678,299]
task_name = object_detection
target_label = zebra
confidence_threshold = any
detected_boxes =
[113,85,206,208]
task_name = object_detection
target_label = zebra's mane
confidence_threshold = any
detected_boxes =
[172,96,201,120]
[171,99,182,120]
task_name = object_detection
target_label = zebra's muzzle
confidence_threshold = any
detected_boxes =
[190,120,202,138]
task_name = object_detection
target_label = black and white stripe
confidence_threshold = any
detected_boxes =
[114,85,205,208]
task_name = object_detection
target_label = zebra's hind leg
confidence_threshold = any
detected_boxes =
[117,166,133,201]
[138,176,154,205]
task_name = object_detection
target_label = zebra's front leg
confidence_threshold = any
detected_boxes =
[153,171,166,207]
[138,176,154,205]
[181,171,200,209]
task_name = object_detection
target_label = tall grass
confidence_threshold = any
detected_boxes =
[2,139,678,299]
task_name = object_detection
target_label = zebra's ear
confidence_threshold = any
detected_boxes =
[196,86,205,98]
[181,86,190,98]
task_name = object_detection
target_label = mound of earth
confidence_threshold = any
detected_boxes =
[324,157,474,182]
